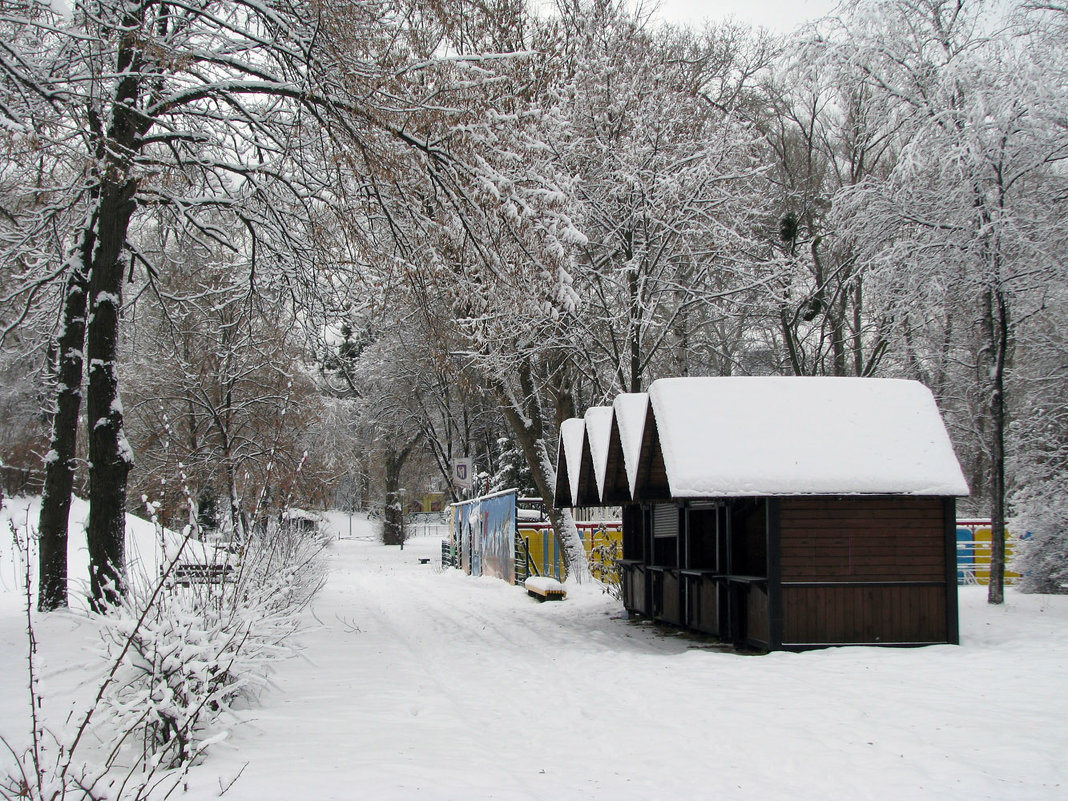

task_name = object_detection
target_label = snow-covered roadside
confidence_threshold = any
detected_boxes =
[0,495,212,613]
[2,505,1066,800]
[0,494,182,785]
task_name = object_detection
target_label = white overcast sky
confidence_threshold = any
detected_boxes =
[647,0,840,32]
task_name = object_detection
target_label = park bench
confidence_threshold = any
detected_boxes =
[524,576,566,602]
[173,562,235,586]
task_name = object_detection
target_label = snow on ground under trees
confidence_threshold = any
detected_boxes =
[1,502,1066,800]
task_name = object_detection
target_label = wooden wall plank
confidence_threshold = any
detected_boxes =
[781,584,948,645]
[746,585,769,645]
[779,496,948,583]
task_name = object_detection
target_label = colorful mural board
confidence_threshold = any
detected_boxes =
[449,491,516,584]
[446,494,623,587]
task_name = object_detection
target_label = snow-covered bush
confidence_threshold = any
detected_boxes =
[1013,482,1068,594]
[98,521,329,769]
[1008,308,1068,595]
[1,489,330,799]
[2,514,329,800]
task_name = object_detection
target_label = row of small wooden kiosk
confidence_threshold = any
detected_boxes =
[555,377,970,651]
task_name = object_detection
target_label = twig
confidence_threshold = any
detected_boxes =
[214,762,249,798]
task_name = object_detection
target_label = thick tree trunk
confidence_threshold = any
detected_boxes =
[544,502,585,582]
[84,181,137,612]
[36,231,93,611]
[80,7,148,611]
[382,443,415,546]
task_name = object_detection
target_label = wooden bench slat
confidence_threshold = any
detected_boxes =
[172,563,235,586]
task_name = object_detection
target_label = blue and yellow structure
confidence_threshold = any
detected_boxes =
[955,519,1024,585]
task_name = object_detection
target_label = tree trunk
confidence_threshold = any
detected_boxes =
[84,180,138,612]
[36,230,93,611]
[492,361,589,582]
[382,437,418,546]
[780,304,804,376]
[983,286,1009,604]
[501,398,585,577]
[811,237,848,377]
[82,6,148,611]
[627,267,642,393]
[852,274,865,376]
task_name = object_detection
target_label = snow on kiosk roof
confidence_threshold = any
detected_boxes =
[612,392,649,499]
[555,397,648,507]
[648,376,969,498]
[584,406,613,500]
[557,407,614,507]
[555,417,586,508]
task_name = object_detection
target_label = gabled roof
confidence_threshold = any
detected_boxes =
[584,406,613,500]
[612,393,649,497]
[557,417,586,507]
[600,393,648,503]
[646,377,969,497]
[555,377,970,507]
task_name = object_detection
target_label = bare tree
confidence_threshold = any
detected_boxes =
[123,227,331,537]
[550,4,775,392]
[824,0,1068,602]
[0,0,336,608]
[752,38,898,378]
[312,2,597,576]
[2,0,519,608]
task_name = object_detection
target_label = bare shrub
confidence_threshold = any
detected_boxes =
[1,509,328,799]
[97,521,329,770]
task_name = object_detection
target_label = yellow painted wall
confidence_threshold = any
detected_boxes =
[517,522,623,585]
[967,527,1022,584]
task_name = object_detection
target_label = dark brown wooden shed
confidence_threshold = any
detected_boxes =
[555,377,970,651]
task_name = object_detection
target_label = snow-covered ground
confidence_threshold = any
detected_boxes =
[2,500,1066,800]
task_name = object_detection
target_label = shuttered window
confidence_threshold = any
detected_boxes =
[653,504,678,538]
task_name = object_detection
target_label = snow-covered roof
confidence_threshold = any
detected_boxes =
[612,393,649,497]
[584,406,613,500]
[559,417,586,506]
[647,377,969,497]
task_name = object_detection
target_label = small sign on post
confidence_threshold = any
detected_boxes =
[452,458,473,490]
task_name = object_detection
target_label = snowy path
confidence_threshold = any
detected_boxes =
[192,529,693,800]
[183,523,1068,801]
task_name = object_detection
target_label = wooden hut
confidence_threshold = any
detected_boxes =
[556,377,969,651]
